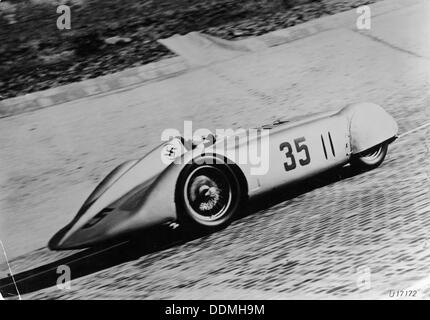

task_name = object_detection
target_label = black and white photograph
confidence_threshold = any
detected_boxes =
[0,0,429,304]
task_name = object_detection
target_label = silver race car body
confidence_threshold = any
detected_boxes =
[49,103,398,250]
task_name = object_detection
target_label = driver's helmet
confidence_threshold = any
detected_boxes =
[179,133,216,151]
[162,134,217,163]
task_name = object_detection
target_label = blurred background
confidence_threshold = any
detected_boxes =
[0,0,375,100]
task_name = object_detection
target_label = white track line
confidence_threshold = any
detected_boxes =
[391,121,430,298]
[398,121,430,138]
[1,240,129,288]
[0,240,21,300]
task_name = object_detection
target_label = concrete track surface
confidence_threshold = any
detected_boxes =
[0,0,429,299]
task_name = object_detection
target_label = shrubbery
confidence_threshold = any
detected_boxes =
[0,0,374,100]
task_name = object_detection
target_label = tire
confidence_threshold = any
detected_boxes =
[176,162,244,230]
[351,142,389,170]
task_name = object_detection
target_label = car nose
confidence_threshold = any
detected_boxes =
[48,226,100,250]
[48,224,73,250]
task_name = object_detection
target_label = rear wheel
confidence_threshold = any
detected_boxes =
[176,163,243,230]
[351,142,388,170]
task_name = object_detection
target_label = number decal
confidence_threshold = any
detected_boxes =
[279,142,296,171]
[280,137,311,171]
[295,137,311,166]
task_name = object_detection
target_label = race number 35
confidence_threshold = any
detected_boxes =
[280,137,311,171]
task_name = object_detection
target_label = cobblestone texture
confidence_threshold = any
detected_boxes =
[0,0,429,300]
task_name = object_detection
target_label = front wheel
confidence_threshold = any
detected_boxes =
[351,142,389,170]
[176,163,244,230]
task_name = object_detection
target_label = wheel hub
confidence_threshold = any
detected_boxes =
[190,176,221,212]
[184,166,232,222]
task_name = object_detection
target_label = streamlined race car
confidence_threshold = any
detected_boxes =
[48,103,398,250]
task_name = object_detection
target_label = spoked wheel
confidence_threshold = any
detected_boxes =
[176,163,243,230]
[351,142,389,170]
